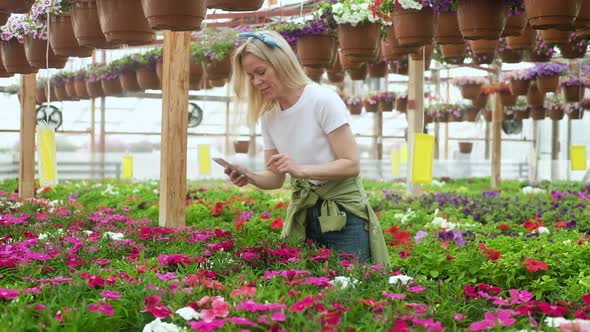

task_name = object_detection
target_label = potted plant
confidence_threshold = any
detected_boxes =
[502,0,527,37]
[364,94,379,113]
[395,92,408,112]
[498,38,524,64]
[97,0,155,45]
[0,15,38,74]
[23,1,68,69]
[467,39,498,64]
[85,64,106,98]
[437,43,466,65]
[453,76,488,100]
[373,0,437,47]
[530,62,569,94]
[564,102,585,120]
[41,0,94,58]
[432,2,463,45]
[458,142,473,153]
[473,85,493,108]
[98,61,124,96]
[50,72,70,101]
[73,68,90,99]
[135,48,161,90]
[193,28,238,82]
[71,0,119,49]
[545,93,565,120]
[455,0,510,40]
[111,55,143,93]
[63,71,80,100]
[558,32,588,59]
[506,23,535,50]
[524,0,582,30]
[368,60,387,78]
[526,34,556,62]
[540,28,571,45]
[274,21,300,56]
[141,0,206,31]
[304,66,324,82]
[561,75,588,103]
[347,63,367,81]
[462,104,480,121]
[0,0,34,13]
[526,81,545,108]
[294,17,337,68]
[497,82,518,106]
[377,91,395,112]
[347,96,363,115]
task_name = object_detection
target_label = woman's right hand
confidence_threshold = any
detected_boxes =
[224,164,251,187]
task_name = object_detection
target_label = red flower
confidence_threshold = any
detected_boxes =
[211,202,224,216]
[384,226,411,248]
[524,258,548,272]
[270,217,284,230]
[497,224,510,231]
[274,201,289,209]
[477,243,502,261]
[537,302,569,316]
[555,221,569,228]
[523,219,543,231]
[583,293,590,305]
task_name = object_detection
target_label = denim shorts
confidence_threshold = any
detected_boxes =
[305,200,371,263]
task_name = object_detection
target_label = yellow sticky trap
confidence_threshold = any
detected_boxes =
[391,148,400,176]
[122,155,133,179]
[400,144,408,164]
[412,133,435,184]
[37,127,58,186]
[198,145,211,175]
[571,145,587,171]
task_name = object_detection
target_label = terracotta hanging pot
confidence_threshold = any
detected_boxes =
[469,39,498,57]
[0,0,34,13]
[101,77,124,96]
[396,96,408,112]
[440,43,466,64]
[303,66,324,82]
[540,29,571,45]
[499,91,518,106]
[458,142,473,154]
[72,0,121,49]
[559,39,588,58]
[461,84,482,100]
[233,140,250,154]
[575,0,590,28]
[338,50,361,71]
[368,61,387,78]
[410,44,433,70]
[530,106,546,120]
[536,75,559,93]
[136,67,161,90]
[327,71,344,83]
[567,108,584,119]
[141,0,206,31]
[297,33,337,68]
[513,108,531,120]
[386,26,419,59]
[348,103,362,115]
[190,60,203,85]
[563,84,584,102]
[436,12,464,44]
[120,71,142,92]
[207,0,264,11]
[526,48,553,62]
[347,64,367,81]
[473,93,490,108]
[49,13,94,58]
[457,0,508,40]
[74,79,90,99]
[506,24,536,49]
[577,28,590,37]
[392,7,437,47]
[526,83,545,106]
[524,0,582,30]
[502,14,527,37]
[54,85,68,101]
[379,100,394,112]
[499,48,525,63]
[97,0,155,45]
[86,80,105,97]
[65,79,80,100]
[338,23,380,63]
[463,107,480,121]
[0,11,8,26]
[510,79,531,95]
[204,55,231,81]
[0,39,38,74]
[24,36,68,69]
[364,100,378,113]
[547,106,564,120]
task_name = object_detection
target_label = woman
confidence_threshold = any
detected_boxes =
[224,30,389,266]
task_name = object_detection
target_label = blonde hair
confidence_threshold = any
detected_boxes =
[230,30,312,128]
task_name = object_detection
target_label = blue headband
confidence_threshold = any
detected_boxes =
[239,32,281,49]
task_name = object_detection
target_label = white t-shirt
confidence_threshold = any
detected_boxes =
[260,83,350,180]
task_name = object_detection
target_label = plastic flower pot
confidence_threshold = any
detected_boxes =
[540,29,571,45]
[385,26,420,60]
[563,84,584,102]
[327,71,344,83]
[506,24,536,49]
[86,80,105,98]
[207,0,263,11]
[502,14,527,37]
[548,106,565,120]
[472,93,489,108]
[457,0,508,40]
[0,39,38,74]
[536,75,560,93]
[378,100,394,112]
[364,100,378,113]
[510,79,531,95]
[499,91,518,106]
[461,84,483,100]
[396,97,408,112]
[530,106,546,120]
[348,103,362,115]
[65,79,80,100]
[101,77,124,96]
[392,7,437,47]
[368,61,387,78]
[463,108,480,121]
[204,55,231,81]
[74,79,90,99]
[141,0,206,31]
[338,22,380,63]
[0,0,34,13]
[297,33,337,68]
[303,66,324,83]
[120,71,143,92]
[526,84,545,106]
[500,49,524,63]
[440,44,466,61]
[53,85,68,101]
[435,12,464,44]
[527,49,553,62]
[97,0,155,45]
[24,36,68,69]
[49,13,94,58]
[566,108,584,119]
[524,0,582,30]
[72,0,121,49]
[233,140,250,154]
[136,67,160,90]
[458,142,473,154]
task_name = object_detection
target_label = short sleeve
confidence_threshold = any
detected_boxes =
[260,116,276,150]
[318,90,350,134]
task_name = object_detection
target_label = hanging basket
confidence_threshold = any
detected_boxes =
[469,39,498,56]
[49,13,93,58]
[303,66,324,83]
[410,44,433,70]
[502,14,527,37]
[506,24,536,49]
[499,91,518,106]
[368,61,387,78]
[0,39,38,74]
[461,84,482,100]
[540,29,571,45]
[101,78,124,96]
[72,0,120,49]
[348,104,362,115]
[233,140,250,154]
[463,107,480,121]
[339,50,361,71]
[378,100,394,112]
[141,0,206,31]
[0,12,8,26]
[513,108,531,120]
[207,0,263,11]
[209,79,226,87]
[24,36,68,69]
[526,84,545,106]
[86,80,105,98]
[530,106,546,120]
[575,0,590,28]
[536,75,559,93]
[548,106,565,120]
[204,55,231,81]
[347,64,367,81]
[385,26,420,61]
[440,43,466,64]
[457,0,508,40]
[499,48,525,63]
[526,49,553,62]
[54,86,68,101]
[364,101,378,113]
[559,39,588,58]
[510,79,531,95]
[392,7,437,47]
[297,33,337,68]
[436,12,464,44]
[0,0,34,13]
[563,84,584,102]
[120,71,142,92]
[524,0,582,30]
[458,142,473,154]
[567,108,584,119]
[136,67,160,90]
[338,22,380,63]
[327,71,345,83]
[395,97,408,112]
[65,79,80,100]
[190,60,203,85]
[473,93,490,108]
[97,0,155,45]
[74,79,90,99]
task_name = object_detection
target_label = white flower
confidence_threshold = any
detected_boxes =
[389,275,413,285]
[142,318,181,332]
[398,0,423,10]
[175,307,200,321]
[545,317,590,330]
[536,227,550,234]
[329,276,359,289]
[37,233,48,240]
[521,186,545,195]
[431,180,445,187]
[83,230,93,236]
[103,231,124,241]
[431,216,457,230]
[394,208,416,224]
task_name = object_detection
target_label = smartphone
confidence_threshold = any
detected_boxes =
[212,158,253,182]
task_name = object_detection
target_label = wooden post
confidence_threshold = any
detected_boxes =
[18,74,37,199]
[530,120,539,183]
[433,67,440,159]
[550,119,560,180]
[90,51,97,178]
[484,121,490,160]
[491,83,503,189]
[406,55,424,195]
[99,96,105,178]
[566,117,572,180]
[376,78,384,160]
[159,31,191,228]
[444,123,449,159]
[225,83,231,157]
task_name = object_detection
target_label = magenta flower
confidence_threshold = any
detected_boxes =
[0,288,20,300]
[87,301,114,316]
[156,272,176,281]
[469,309,516,331]
[188,319,225,332]
[382,291,406,300]
[101,290,122,300]
[200,297,230,322]
[235,299,286,312]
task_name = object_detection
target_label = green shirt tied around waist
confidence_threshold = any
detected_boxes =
[281,176,391,267]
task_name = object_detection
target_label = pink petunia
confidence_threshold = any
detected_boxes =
[156,272,176,281]
[0,288,19,300]
[88,301,114,316]
[407,286,427,293]
[235,299,286,312]
[270,311,286,322]
[382,291,406,300]
[188,319,225,332]
[101,290,122,300]
[226,317,258,327]
[143,305,173,319]
[200,297,230,322]
[230,286,256,298]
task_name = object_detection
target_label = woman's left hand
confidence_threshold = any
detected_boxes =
[267,153,305,178]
